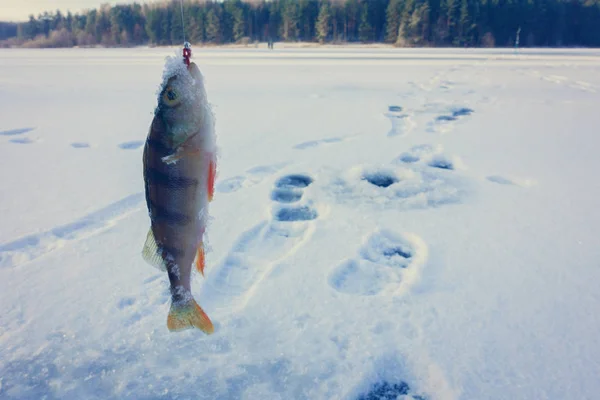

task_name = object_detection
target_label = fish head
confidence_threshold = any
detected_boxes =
[154,58,210,149]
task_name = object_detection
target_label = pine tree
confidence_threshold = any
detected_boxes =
[144,8,160,44]
[304,0,320,41]
[24,15,39,39]
[457,0,470,45]
[344,0,360,41]
[386,0,402,43]
[187,7,205,44]
[358,2,373,42]
[65,12,73,33]
[397,0,414,46]
[370,0,389,41]
[282,0,300,41]
[447,0,460,43]
[410,2,431,45]
[170,3,184,44]
[433,0,449,44]
[232,7,246,42]
[316,1,331,43]
[205,7,223,44]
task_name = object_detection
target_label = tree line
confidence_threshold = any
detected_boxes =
[2,0,600,48]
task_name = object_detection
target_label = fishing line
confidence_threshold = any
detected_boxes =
[179,0,186,44]
[179,0,191,66]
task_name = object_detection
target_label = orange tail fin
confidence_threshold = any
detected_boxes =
[167,298,214,334]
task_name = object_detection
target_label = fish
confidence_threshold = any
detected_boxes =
[141,55,217,334]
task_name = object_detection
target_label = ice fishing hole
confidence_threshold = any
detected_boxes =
[271,189,303,203]
[388,105,403,112]
[363,172,398,188]
[275,174,313,189]
[275,206,318,222]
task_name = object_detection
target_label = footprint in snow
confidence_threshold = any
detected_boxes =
[542,74,568,84]
[487,176,514,185]
[439,79,455,91]
[119,275,169,327]
[385,105,415,137]
[216,162,288,194]
[486,175,535,188]
[114,273,171,328]
[117,297,136,310]
[362,171,398,188]
[118,140,144,150]
[0,193,144,269]
[397,145,533,189]
[201,173,320,311]
[10,137,38,144]
[395,144,438,164]
[216,176,246,193]
[271,175,316,212]
[539,74,597,93]
[357,381,427,400]
[328,229,427,297]
[71,142,91,149]
[393,143,464,171]
[427,106,474,134]
[570,81,596,93]
[330,157,465,211]
[353,354,431,400]
[294,137,343,150]
[396,145,533,189]
[142,274,170,308]
[271,174,318,221]
[0,127,35,136]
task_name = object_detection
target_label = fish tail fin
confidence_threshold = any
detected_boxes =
[167,297,214,334]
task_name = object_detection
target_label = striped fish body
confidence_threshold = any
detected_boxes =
[141,60,216,334]
[143,118,210,289]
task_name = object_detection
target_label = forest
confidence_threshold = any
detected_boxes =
[1,0,600,48]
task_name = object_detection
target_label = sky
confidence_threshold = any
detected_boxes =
[1,1,131,22]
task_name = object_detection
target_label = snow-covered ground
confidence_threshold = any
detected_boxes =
[1,47,600,400]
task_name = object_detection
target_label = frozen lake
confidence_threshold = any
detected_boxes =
[1,47,600,400]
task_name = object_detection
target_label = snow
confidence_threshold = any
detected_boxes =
[1,47,600,400]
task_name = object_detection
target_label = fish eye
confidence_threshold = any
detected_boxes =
[162,87,180,106]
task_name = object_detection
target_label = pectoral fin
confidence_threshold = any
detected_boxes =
[162,147,201,165]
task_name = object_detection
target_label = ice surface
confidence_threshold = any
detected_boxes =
[1,47,600,400]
